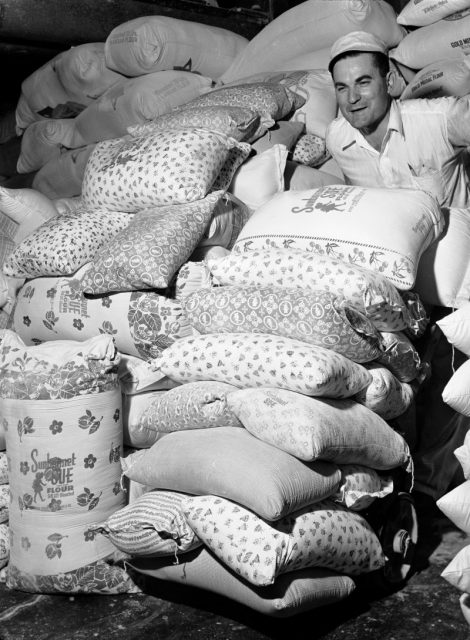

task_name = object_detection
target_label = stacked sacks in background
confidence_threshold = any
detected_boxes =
[390,0,470,78]
[0,331,140,594]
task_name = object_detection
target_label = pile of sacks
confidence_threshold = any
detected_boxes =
[0,0,465,616]
[0,450,9,574]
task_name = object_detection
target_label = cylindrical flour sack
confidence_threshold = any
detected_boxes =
[0,331,138,593]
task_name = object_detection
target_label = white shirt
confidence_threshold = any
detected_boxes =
[325,97,470,208]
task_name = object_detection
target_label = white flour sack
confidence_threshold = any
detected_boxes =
[401,57,470,99]
[398,0,470,27]
[0,331,138,594]
[232,185,444,290]
[104,15,248,79]
[32,144,95,200]
[220,0,405,84]
[74,71,213,145]
[54,43,125,105]
[17,119,81,174]
[390,9,470,69]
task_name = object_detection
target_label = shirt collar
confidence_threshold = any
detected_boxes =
[340,98,403,151]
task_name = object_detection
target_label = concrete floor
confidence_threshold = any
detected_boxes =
[0,509,469,640]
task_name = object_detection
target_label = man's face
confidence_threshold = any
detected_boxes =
[332,53,391,134]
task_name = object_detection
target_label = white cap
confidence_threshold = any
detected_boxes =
[329,30,388,73]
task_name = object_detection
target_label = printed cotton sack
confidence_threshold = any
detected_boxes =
[353,363,415,420]
[397,0,470,27]
[104,16,248,79]
[121,427,342,521]
[232,185,443,290]
[153,333,372,399]
[220,0,405,84]
[401,58,470,100]
[390,10,470,69]
[226,387,412,470]
[334,465,393,511]
[183,285,384,363]
[208,249,428,336]
[183,496,385,585]
[93,490,202,557]
[81,129,250,213]
[0,484,9,523]
[376,331,423,383]
[0,523,9,570]
[0,332,138,593]
[74,71,213,145]
[10,265,192,361]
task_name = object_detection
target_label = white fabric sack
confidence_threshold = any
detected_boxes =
[401,57,470,99]
[414,208,470,308]
[0,186,58,243]
[220,0,405,84]
[442,544,470,592]
[455,430,470,479]
[437,480,470,533]
[32,144,95,200]
[398,0,470,26]
[437,303,470,356]
[74,71,213,145]
[104,15,248,79]
[17,119,82,174]
[442,359,470,415]
[232,185,444,290]
[390,10,470,69]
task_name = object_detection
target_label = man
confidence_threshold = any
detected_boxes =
[326,31,470,517]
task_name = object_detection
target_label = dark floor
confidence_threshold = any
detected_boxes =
[0,510,469,640]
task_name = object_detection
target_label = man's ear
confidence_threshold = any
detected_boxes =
[386,67,407,98]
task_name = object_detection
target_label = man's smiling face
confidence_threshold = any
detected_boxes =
[332,52,391,136]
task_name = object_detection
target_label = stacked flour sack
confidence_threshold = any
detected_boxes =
[0,444,9,575]
[389,0,470,96]
[91,183,443,616]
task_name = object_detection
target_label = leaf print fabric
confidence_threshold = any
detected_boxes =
[3,207,132,279]
[353,363,415,420]
[11,265,192,361]
[81,128,251,213]
[226,387,412,470]
[232,185,444,290]
[183,495,386,586]
[154,333,372,399]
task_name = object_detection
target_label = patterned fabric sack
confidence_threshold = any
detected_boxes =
[251,120,305,155]
[291,133,329,168]
[207,248,428,336]
[121,426,342,521]
[232,185,444,290]
[0,332,139,593]
[0,452,8,483]
[184,83,305,139]
[0,414,6,451]
[354,362,415,420]
[93,490,202,557]
[0,522,9,570]
[0,484,9,524]
[334,465,394,511]
[183,285,384,364]
[3,208,132,279]
[226,387,412,470]
[197,193,251,252]
[80,192,223,294]
[129,548,356,618]
[118,354,180,396]
[183,495,386,585]
[153,333,372,399]
[128,105,260,142]
[10,265,192,362]
[81,128,250,213]
[139,380,241,434]
[375,331,424,383]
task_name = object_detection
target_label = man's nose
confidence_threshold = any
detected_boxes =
[347,87,360,103]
